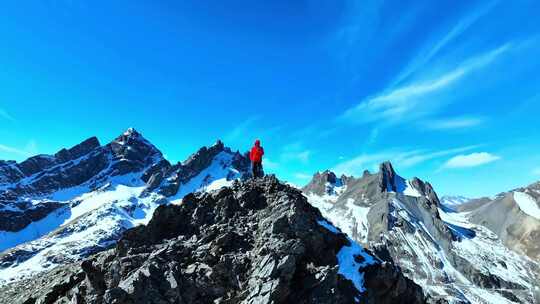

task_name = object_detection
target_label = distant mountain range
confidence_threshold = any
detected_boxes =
[0,129,538,304]
[302,163,539,303]
[0,129,250,286]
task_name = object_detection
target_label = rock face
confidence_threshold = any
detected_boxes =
[0,129,163,234]
[143,140,251,197]
[462,181,540,261]
[0,129,251,285]
[302,170,348,196]
[1,176,426,304]
[303,163,540,304]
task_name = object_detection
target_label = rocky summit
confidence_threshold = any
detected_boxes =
[0,176,425,304]
[459,182,540,261]
[1,129,539,304]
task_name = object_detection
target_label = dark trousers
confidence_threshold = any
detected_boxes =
[252,161,264,178]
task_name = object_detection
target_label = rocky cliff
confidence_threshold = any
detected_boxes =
[0,129,251,285]
[0,176,425,304]
[303,163,540,303]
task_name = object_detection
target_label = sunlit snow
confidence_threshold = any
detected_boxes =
[317,219,377,299]
[513,191,540,219]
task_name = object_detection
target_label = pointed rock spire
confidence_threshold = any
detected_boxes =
[378,161,398,193]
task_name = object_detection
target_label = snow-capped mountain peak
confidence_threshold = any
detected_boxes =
[0,131,251,285]
[303,161,539,303]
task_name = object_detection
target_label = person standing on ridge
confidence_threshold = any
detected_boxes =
[249,139,265,178]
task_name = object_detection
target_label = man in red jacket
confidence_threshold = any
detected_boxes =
[249,139,265,178]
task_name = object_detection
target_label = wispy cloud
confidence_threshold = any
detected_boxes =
[424,116,485,130]
[263,157,279,170]
[365,127,379,146]
[279,142,312,164]
[333,151,395,176]
[282,150,312,164]
[0,109,15,121]
[223,116,260,144]
[442,152,500,169]
[333,145,478,176]
[0,140,37,158]
[0,144,28,156]
[531,167,540,176]
[399,145,480,167]
[340,44,511,125]
[293,173,313,180]
[392,0,499,86]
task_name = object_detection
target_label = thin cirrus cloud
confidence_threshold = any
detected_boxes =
[332,145,478,176]
[391,0,499,87]
[279,142,312,164]
[0,140,37,158]
[532,167,540,176]
[281,150,312,164]
[423,116,485,130]
[223,116,260,144]
[262,157,279,170]
[340,43,511,125]
[0,144,29,156]
[0,108,15,121]
[442,152,500,169]
[293,173,313,180]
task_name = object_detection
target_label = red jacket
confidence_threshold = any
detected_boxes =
[249,140,264,163]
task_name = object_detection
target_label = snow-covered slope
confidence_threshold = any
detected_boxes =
[441,195,471,209]
[303,163,540,304]
[0,130,250,285]
[463,182,540,262]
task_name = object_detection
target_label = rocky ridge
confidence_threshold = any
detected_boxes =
[461,181,540,261]
[303,163,540,303]
[0,176,426,304]
[0,129,251,285]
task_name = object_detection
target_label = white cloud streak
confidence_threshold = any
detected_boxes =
[223,116,260,144]
[333,145,478,176]
[0,140,38,159]
[425,116,485,130]
[0,144,28,156]
[341,44,510,125]
[282,150,312,164]
[442,152,500,169]
[0,109,15,121]
[293,173,313,180]
[392,0,499,86]
[263,158,279,170]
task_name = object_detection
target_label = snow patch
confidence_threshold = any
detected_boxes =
[513,191,540,219]
[336,238,376,294]
[0,186,164,285]
[170,151,241,204]
[307,193,370,243]
[317,220,377,298]
[403,180,422,198]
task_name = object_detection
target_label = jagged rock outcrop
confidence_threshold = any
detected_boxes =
[0,128,163,232]
[303,170,348,196]
[0,130,252,235]
[0,129,252,286]
[378,161,398,193]
[303,162,540,303]
[0,200,64,231]
[1,176,426,304]
[143,140,251,197]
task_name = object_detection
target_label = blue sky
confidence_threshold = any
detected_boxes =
[1,0,539,197]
